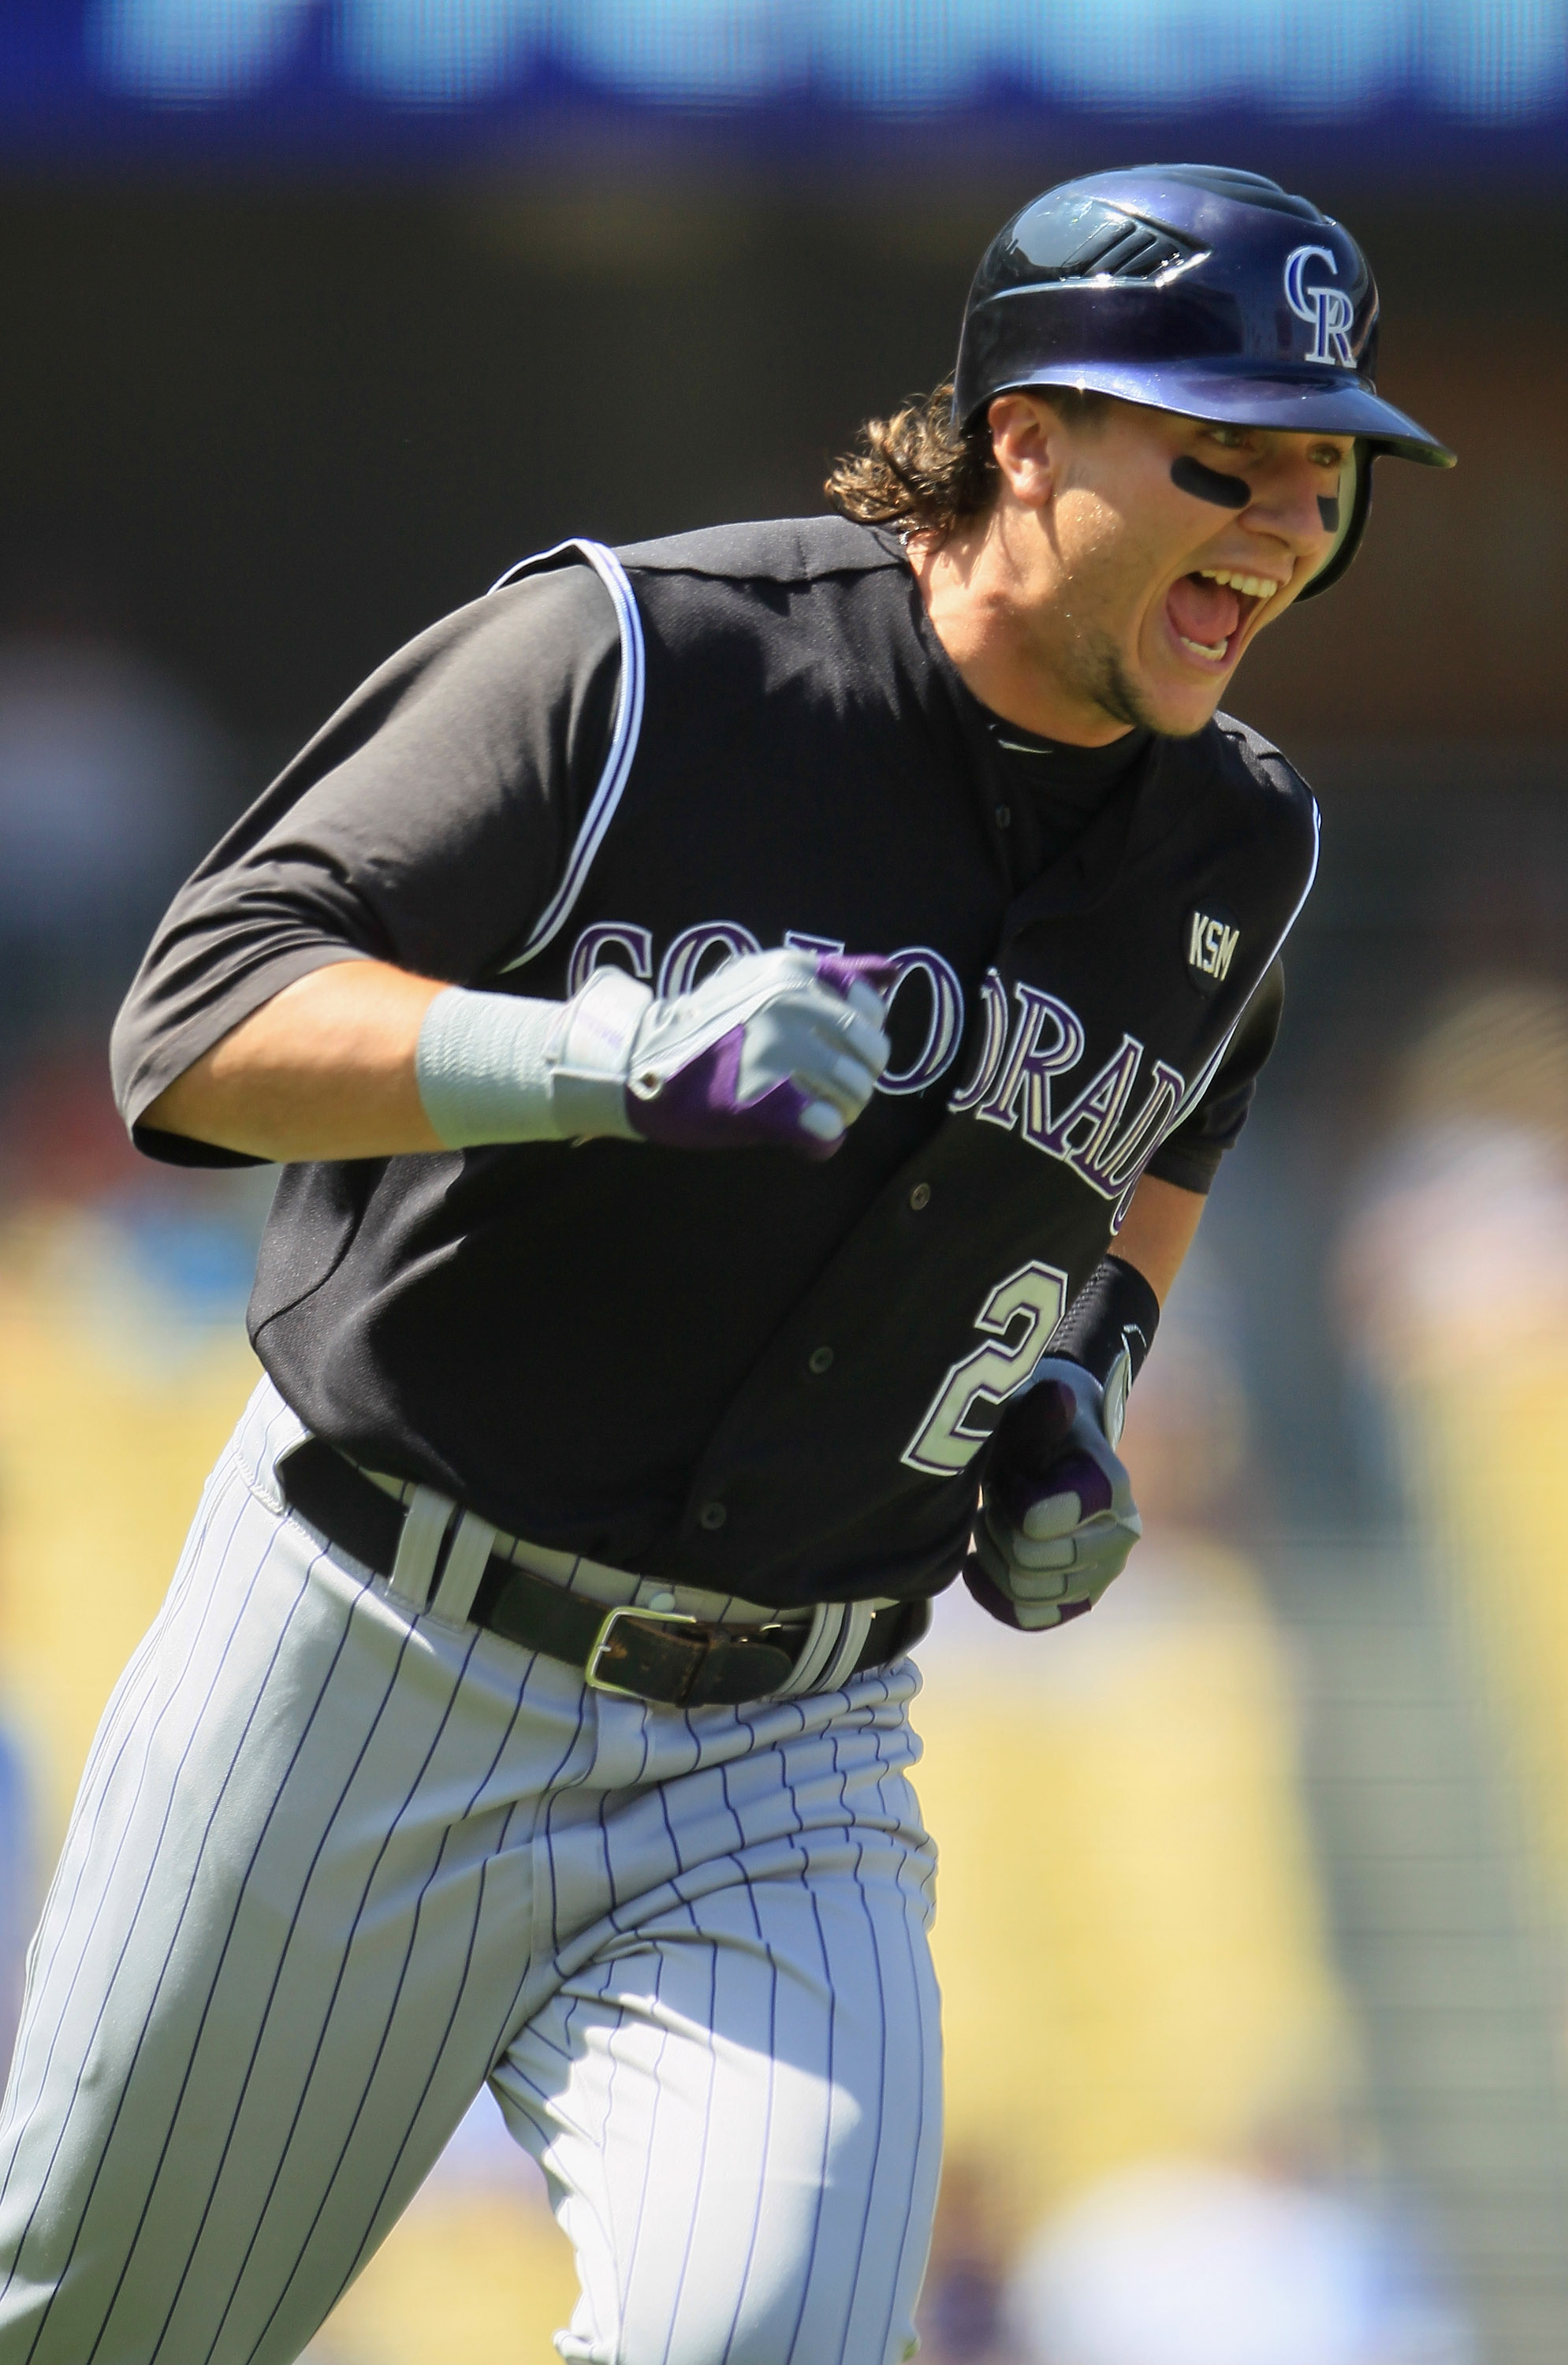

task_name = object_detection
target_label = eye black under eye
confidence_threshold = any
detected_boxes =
[1171,454,1250,508]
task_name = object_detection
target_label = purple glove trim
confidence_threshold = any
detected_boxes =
[625,1025,842,1159]
[961,1562,1095,1631]
[985,1376,1115,1525]
[995,1379,1078,1477]
[815,952,903,1001]
[989,1446,1115,1533]
[624,949,897,1159]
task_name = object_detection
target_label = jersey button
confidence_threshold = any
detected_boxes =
[807,1345,835,1375]
[995,804,1012,828]
[908,1182,931,1211]
[697,1500,728,1532]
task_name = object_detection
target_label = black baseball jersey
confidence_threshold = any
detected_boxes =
[113,516,1317,1607]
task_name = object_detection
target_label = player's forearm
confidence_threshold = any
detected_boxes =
[144,960,447,1162]
[142,946,892,1167]
[1112,1173,1205,1303]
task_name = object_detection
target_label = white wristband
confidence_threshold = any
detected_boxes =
[415,970,651,1149]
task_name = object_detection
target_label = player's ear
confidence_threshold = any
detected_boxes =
[986,393,1063,513]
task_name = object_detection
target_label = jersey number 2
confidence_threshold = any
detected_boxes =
[900,1259,1069,1477]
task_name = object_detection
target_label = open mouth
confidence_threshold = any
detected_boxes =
[1165,566,1281,665]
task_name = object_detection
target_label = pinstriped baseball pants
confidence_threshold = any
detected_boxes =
[0,1384,942,2365]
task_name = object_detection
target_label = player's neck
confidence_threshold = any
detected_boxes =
[910,505,1137,750]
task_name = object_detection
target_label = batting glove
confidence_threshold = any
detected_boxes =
[963,1358,1142,1632]
[623,948,895,1157]
[417,948,894,1159]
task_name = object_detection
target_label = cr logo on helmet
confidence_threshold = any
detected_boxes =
[1284,244,1356,368]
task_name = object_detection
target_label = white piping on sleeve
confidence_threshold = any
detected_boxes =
[1238,789,1321,1037]
[486,538,647,976]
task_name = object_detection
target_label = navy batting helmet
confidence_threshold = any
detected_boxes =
[954,163,1454,596]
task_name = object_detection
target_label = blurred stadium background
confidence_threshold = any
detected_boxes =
[2,5,1566,2359]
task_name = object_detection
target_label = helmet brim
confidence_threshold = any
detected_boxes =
[993,359,1454,467]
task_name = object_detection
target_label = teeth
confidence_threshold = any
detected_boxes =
[1197,568,1280,598]
[1179,634,1228,661]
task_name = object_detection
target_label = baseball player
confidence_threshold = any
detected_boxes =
[0,166,1450,2365]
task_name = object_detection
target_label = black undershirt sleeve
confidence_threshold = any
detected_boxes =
[1142,959,1286,1194]
[110,561,621,1167]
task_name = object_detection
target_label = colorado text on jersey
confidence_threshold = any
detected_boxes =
[565,917,1205,1225]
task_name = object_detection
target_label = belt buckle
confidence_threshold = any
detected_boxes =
[585,1603,706,1700]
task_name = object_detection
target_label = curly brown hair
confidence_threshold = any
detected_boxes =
[824,380,1109,545]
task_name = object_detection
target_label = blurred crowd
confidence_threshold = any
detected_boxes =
[0,575,266,2061]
